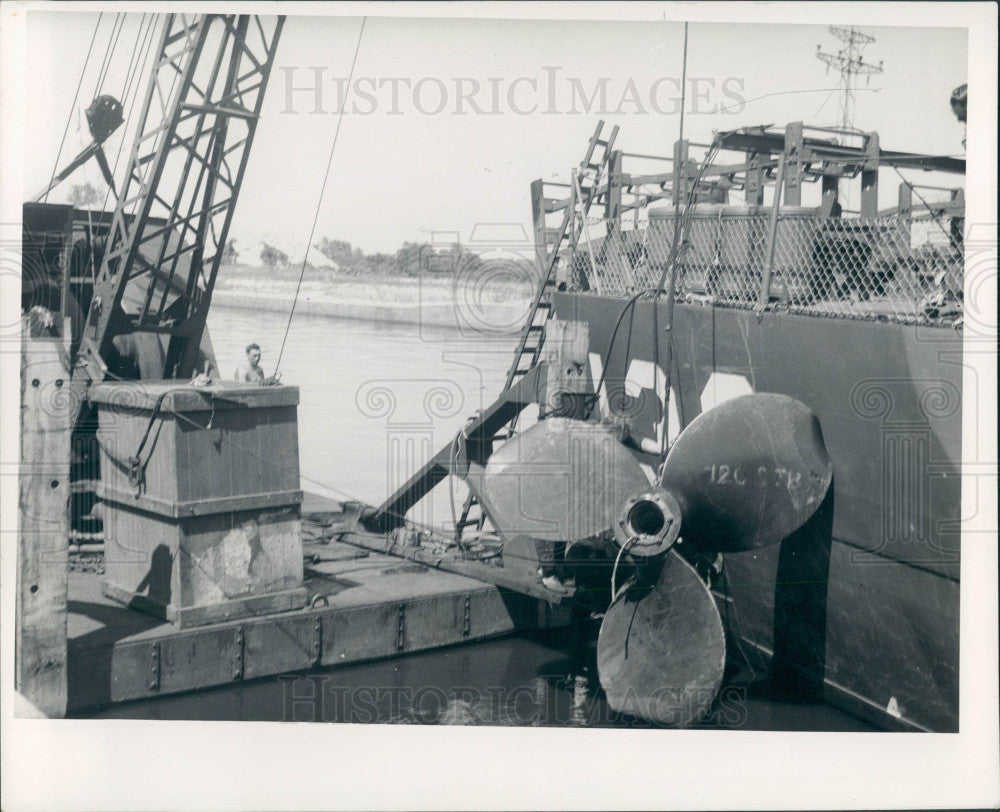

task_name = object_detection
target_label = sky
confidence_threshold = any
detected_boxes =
[24,10,968,259]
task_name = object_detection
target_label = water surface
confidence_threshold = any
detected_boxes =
[208,304,518,527]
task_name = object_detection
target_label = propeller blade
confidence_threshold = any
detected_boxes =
[477,417,649,549]
[597,549,726,727]
[660,393,832,552]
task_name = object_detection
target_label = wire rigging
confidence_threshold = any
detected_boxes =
[45,12,103,203]
[889,164,963,252]
[95,13,125,96]
[583,141,722,423]
[97,14,160,219]
[119,14,151,105]
[274,16,368,375]
[652,19,688,460]
[810,76,845,124]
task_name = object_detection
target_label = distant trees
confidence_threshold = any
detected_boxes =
[260,242,289,270]
[311,236,475,277]
[69,182,102,208]
[222,239,239,265]
[362,252,397,276]
[314,237,363,269]
[253,235,521,280]
[447,243,485,276]
[394,241,484,277]
[394,242,428,276]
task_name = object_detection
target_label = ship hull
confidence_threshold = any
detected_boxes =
[553,292,961,732]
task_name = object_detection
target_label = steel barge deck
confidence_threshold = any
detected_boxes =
[65,494,570,714]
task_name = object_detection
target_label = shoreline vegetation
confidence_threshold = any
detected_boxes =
[212,261,536,329]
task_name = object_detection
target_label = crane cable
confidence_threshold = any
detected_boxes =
[653,20,689,461]
[46,11,133,205]
[95,12,125,96]
[88,13,159,280]
[98,13,159,217]
[274,16,368,375]
[119,14,151,109]
[79,15,154,288]
[44,12,103,203]
[92,13,151,209]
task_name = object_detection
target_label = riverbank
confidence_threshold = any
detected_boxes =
[212,289,531,330]
[213,269,533,330]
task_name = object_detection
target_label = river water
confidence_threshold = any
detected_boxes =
[207,304,523,529]
[80,306,873,731]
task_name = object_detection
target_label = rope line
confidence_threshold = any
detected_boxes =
[274,16,367,374]
[90,376,632,585]
[582,143,722,421]
[810,76,845,123]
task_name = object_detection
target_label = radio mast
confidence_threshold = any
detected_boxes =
[816,26,883,131]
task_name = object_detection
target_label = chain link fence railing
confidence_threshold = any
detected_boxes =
[566,207,964,325]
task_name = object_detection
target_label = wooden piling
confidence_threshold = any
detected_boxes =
[17,329,72,717]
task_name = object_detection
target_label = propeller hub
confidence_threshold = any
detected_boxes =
[614,487,681,558]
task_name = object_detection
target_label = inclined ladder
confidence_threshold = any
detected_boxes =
[454,121,619,540]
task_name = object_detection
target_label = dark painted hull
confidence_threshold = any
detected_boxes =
[553,292,961,731]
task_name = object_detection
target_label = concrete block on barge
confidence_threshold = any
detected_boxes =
[88,380,307,627]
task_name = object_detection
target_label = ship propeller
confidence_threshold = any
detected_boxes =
[597,550,726,727]
[597,392,833,726]
[657,392,833,552]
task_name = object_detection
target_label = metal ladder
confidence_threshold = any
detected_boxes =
[454,121,619,541]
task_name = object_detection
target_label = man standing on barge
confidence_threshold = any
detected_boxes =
[235,342,266,384]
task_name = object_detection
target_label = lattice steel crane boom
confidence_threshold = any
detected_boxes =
[76,13,284,382]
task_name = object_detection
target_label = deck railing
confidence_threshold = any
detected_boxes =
[566,210,964,325]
